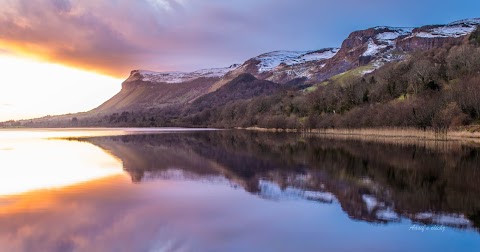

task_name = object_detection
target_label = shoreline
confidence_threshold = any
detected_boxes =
[239,126,480,142]
[3,126,480,143]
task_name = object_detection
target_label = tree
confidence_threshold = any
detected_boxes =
[408,59,439,94]
[432,102,468,131]
[71,117,78,125]
[447,45,480,78]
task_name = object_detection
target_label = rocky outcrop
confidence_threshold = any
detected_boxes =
[322,19,480,77]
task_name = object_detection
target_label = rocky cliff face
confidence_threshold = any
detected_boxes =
[324,19,480,75]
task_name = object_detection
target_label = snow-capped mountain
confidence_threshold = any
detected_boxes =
[122,18,479,89]
[124,48,340,86]
[93,17,479,114]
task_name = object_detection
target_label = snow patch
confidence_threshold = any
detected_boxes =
[362,195,378,212]
[415,26,476,38]
[375,28,413,45]
[376,208,400,221]
[415,212,472,227]
[363,39,388,57]
[377,32,402,41]
[254,48,339,72]
[448,18,480,26]
[129,64,240,84]
[258,180,336,203]
[411,21,478,39]
[142,169,234,186]
[304,191,336,202]
[434,214,471,226]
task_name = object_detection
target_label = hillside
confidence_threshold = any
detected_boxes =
[191,73,281,110]
[92,75,218,113]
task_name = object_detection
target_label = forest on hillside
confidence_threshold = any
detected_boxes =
[5,27,480,131]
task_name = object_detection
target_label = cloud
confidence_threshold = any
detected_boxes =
[0,0,184,77]
[0,0,478,77]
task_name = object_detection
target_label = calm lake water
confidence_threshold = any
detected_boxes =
[0,128,480,252]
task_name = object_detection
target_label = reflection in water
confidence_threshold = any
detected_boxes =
[0,129,479,251]
[0,138,122,196]
[83,131,480,231]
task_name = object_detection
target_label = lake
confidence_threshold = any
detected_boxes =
[0,128,479,252]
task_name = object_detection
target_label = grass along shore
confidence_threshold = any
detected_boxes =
[240,126,480,142]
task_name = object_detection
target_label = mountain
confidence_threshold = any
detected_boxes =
[9,17,480,128]
[221,48,340,84]
[90,18,479,114]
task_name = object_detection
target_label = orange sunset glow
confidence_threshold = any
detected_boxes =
[0,54,121,121]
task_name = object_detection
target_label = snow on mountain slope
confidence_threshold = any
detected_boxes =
[362,39,389,57]
[448,18,480,26]
[361,19,479,60]
[414,26,477,38]
[374,27,414,45]
[411,18,480,38]
[127,64,240,84]
[124,18,479,86]
[358,20,478,72]
[254,48,339,72]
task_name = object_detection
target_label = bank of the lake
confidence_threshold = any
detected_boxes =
[239,126,480,142]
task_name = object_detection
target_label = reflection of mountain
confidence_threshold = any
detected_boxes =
[79,131,480,231]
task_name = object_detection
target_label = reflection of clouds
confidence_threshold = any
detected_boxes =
[0,175,271,251]
[0,175,339,251]
[0,177,193,251]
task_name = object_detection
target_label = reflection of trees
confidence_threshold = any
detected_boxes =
[81,131,480,231]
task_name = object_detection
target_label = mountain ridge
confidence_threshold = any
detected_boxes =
[123,18,480,87]
[97,17,478,114]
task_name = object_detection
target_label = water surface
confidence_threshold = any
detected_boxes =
[0,128,479,252]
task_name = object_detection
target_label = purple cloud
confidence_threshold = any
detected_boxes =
[0,0,478,77]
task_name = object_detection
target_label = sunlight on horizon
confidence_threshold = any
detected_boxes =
[0,54,122,121]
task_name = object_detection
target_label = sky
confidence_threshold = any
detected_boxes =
[1,0,480,121]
